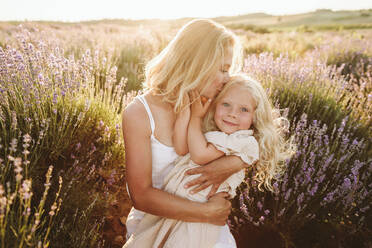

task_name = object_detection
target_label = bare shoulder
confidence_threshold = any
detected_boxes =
[122,98,145,121]
[121,98,150,136]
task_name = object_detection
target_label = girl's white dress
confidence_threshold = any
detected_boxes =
[124,101,259,248]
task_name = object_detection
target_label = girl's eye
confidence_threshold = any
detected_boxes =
[241,107,248,112]
[222,102,229,107]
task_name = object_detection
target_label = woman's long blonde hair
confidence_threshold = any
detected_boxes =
[144,19,242,113]
[204,73,296,192]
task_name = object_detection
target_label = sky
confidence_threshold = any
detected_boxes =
[1,0,371,22]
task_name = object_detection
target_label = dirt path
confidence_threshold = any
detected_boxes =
[98,167,132,247]
[102,187,132,247]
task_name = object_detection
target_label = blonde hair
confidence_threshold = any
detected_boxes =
[204,73,296,192]
[144,19,242,113]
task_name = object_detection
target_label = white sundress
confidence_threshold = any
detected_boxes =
[124,128,259,248]
[125,95,179,239]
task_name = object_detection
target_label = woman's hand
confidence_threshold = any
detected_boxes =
[204,192,231,226]
[185,156,245,199]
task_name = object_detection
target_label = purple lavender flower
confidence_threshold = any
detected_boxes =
[297,193,304,208]
[342,178,351,189]
[257,201,263,211]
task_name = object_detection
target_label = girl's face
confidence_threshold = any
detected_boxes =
[214,85,256,134]
[200,48,232,99]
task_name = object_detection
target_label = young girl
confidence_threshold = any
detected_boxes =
[122,19,246,248]
[124,74,295,248]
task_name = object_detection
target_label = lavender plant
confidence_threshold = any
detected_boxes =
[312,34,372,106]
[231,113,371,246]
[243,52,371,152]
[0,156,62,247]
[231,50,371,247]
[0,27,135,247]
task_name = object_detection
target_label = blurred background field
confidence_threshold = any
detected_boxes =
[0,9,371,248]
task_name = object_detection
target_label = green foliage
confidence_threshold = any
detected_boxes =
[114,46,146,92]
[313,23,372,31]
[296,25,313,33]
[269,81,370,151]
[0,165,62,248]
[0,89,124,247]
[227,24,271,34]
[0,31,127,246]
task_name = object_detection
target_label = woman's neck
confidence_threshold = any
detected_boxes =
[146,90,174,111]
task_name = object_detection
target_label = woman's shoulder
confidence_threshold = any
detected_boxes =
[121,96,150,134]
[122,96,144,119]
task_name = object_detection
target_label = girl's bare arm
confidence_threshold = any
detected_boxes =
[187,91,224,164]
[173,104,190,156]
[122,100,231,225]
[185,91,247,197]
[188,116,224,165]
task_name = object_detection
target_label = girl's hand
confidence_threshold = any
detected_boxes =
[185,156,244,199]
[205,192,231,226]
[189,90,212,118]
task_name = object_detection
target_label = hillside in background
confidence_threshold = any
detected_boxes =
[80,8,372,31]
[215,9,372,28]
[1,9,371,31]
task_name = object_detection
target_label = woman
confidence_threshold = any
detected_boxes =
[122,19,247,247]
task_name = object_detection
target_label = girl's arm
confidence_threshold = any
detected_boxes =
[173,99,190,156]
[188,116,224,164]
[122,99,231,225]
[187,91,224,164]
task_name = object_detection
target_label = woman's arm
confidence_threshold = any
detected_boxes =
[185,155,247,198]
[122,99,230,225]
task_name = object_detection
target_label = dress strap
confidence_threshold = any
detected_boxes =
[136,95,155,134]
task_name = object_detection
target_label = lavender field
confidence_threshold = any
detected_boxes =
[0,20,371,247]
